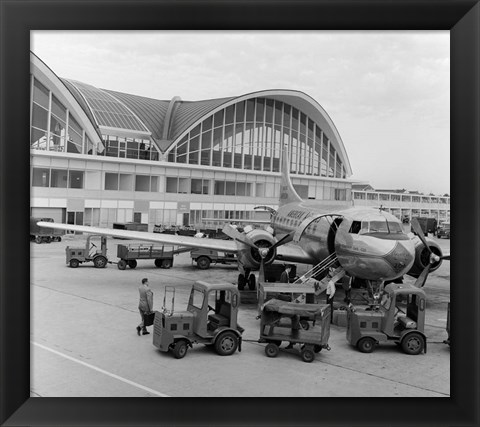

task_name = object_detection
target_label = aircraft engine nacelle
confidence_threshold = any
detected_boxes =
[406,236,444,277]
[235,228,277,270]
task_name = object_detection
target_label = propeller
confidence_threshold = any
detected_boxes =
[222,224,257,249]
[411,218,450,287]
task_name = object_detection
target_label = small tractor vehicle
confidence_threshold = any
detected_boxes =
[65,235,108,268]
[190,248,237,270]
[153,281,244,359]
[258,299,331,363]
[346,283,427,355]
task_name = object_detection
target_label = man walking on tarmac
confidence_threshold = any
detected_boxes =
[137,278,153,336]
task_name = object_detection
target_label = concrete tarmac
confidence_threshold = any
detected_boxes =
[30,235,450,397]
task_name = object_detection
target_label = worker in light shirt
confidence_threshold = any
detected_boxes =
[325,266,345,321]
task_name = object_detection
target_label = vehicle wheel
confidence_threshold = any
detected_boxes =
[154,258,162,268]
[127,260,137,269]
[238,274,246,291]
[401,332,425,355]
[35,236,42,244]
[301,348,315,363]
[69,259,80,268]
[300,320,310,330]
[357,337,376,353]
[56,236,62,242]
[173,340,188,359]
[196,256,211,270]
[248,274,256,290]
[162,259,172,269]
[215,331,238,356]
[314,345,323,353]
[265,343,279,358]
[117,260,127,270]
[94,256,107,268]
[44,236,51,243]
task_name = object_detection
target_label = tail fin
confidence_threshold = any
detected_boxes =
[279,146,303,207]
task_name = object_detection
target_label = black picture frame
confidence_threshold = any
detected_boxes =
[1,0,478,426]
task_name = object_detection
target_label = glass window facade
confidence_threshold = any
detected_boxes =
[167,98,345,177]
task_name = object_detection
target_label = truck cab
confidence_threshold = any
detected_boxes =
[153,281,244,358]
[347,283,427,355]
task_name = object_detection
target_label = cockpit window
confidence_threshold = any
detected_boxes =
[368,221,389,233]
[356,220,404,234]
[387,221,403,233]
[349,221,362,234]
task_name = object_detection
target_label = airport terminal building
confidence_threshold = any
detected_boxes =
[30,52,450,231]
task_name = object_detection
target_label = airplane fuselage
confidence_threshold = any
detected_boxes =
[271,201,416,281]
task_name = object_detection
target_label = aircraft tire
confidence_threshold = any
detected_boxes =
[248,274,256,290]
[238,274,246,290]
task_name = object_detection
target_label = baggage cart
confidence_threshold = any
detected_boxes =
[116,244,175,270]
[258,299,331,363]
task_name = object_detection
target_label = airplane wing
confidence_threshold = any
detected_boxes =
[37,222,239,253]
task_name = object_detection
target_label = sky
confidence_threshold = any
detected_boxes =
[31,31,450,195]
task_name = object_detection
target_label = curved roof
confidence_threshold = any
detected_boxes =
[31,51,352,176]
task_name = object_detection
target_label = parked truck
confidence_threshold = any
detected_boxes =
[30,217,63,243]
[412,217,438,236]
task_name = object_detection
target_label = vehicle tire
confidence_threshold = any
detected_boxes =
[300,320,310,330]
[173,340,188,359]
[162,259,172,269]
[69,259,80,268]
[238,274,246,291]
[196,256,211,270]
[35,236,42,244]
[314,345,323,353]
[55,236,62,242]
[265,343,279,358]
[301,348,315,363]
[248,274,256,290]
[357,337,376,353]
[154,258,162,268]
[94,255,108,268]
[117,260,127,270]
[44,236,51,243]
[215,331,238,356]
[401,332,425,355]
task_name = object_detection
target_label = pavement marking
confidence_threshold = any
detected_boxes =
[32,341,170,397]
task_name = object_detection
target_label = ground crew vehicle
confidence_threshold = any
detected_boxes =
[437,221,450,239]
[65,235,108,268]
[346,283,427,355]
[153,281,244,359]
[258,299,331,363]
[190,248,237,270]
[117,244,175,270]
[30,217,63,243]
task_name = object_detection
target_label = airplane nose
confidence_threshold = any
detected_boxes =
[335,234,415,281]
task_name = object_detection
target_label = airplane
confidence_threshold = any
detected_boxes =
[37,148,447,291]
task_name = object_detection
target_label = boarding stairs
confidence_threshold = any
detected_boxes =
[292,252,339,285]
